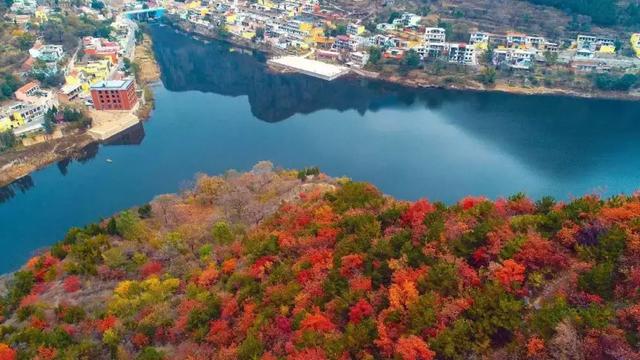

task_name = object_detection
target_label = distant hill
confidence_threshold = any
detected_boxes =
[2,162,640,359]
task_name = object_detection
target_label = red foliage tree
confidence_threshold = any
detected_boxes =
[97,314,118,333]
[527,336,545,357]
[300,311,336,333]
[34,346,57,360]
[63,276,81,293]
[402,200,436,240]
[395,335,435,360]
[514,233,567,272]
[132,333,150,349]
[494,260,526,290]
[197,266,219,287]
[0,344,16,360]
[340,253,364,277]
[459,196,488,210]
[140,261,163,278]
[349,299,374,324]
[206,319,233,346]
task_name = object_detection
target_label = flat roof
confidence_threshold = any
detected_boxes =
[91,79,133,91]
[268,56,349,80]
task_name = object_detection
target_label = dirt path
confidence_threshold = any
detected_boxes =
[135,34,161,84]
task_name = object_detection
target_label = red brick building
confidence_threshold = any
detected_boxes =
[90,80,137,111]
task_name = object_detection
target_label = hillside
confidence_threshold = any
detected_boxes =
[334,0,636,39]
[2,162,640,359]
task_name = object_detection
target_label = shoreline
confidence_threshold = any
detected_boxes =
[0,19,636,189]
[0,30,162,189]
[0,131,97,188]
[165,17,640,102]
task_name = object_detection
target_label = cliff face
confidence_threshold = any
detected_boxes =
[3,162,640,359]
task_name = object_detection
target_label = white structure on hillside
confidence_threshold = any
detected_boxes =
[424,27,446,43]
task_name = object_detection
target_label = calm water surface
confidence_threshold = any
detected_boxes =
[1,25,640,272]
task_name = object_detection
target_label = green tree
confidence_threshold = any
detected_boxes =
[17,33,35,50]
[478,67,497,85]
[368,46,382,65]
[403,49,421,69]
[255,27,265,40]
[0,130,17,152]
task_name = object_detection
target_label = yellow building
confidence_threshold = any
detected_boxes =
[34,9,48,24]
[0,113,25,132]
[65,60,111,95]
[631,33,640,58]
[299,21,313,32]
[598,44,616,54]
[304,27,325,45]
[351,25,365,36]
[225,13,236,24]
[241,31,256,40]
[186,1,200,9]
[257,0,274,9]
[0,117,12,132]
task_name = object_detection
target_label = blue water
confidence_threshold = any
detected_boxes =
[1,25,640,272]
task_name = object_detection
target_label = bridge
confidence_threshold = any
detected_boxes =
[123,7,166,21]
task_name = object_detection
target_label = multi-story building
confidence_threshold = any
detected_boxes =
[421,42,447,59]
[346,23,364,36]
[525,36,546,50]
[577,34,615,52]
[424,27,446,43]
[348,51,369,68]
[448,43,477,65]
[469,32,490,50]
[14,81,43,102]
[90,80,138,111]
[332,35,357,52]
[506,32,527,47]
[83,37,121,64]
[0,87,57,134]
[392,13,421,29]
[29,44,65,62]
[493,47,537,69]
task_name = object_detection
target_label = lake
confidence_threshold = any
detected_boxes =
[1,24,640,272]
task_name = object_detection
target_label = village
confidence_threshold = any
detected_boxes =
[0,0,151,149]
[168,0,640,81]
[1,0,640,187]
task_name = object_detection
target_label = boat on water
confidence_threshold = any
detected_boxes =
[106,159,113,163]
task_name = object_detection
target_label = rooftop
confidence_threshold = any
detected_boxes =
[91,79,133,91]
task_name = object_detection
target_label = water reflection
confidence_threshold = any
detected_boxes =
[0,124,145,199]
[0,176,34,204]
[152,24,640,181]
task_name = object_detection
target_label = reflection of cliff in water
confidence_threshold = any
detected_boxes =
[438,92,640,179]
[151,25,456,122]
[151,25,640,181]
[104,123,146,146]
[0,176,34,204]
[1,126,146,201]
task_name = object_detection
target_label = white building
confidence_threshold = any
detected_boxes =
[493,48,537,69]
[348,51,370,68]
[421,42,447,59]
[525,36,546,50]
[29,44,65,62]
[469,32,489,45]
[424,27,446,43]
[392,13,421,29]
[448,43,477,65]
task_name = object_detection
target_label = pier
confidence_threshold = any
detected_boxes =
[88,111,140,141]
[267,56,349,81]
